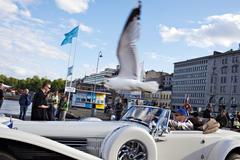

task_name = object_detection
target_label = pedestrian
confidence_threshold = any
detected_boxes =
[114,99,124,121]
[56,93,64,119]
[216,110,228,128]
[59,95,69,121]
[46,92,54,121]
[183,102,192,116]
[18,89,31,120]
[105,104,113,120]
[203,103,213,118]
[51,91,59,119]
[31,81,51,121]
[0,83,4,109]
[237,112,240,121]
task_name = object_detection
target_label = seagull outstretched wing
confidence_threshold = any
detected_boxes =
[117,3,141,80]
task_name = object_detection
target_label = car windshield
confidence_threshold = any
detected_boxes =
[122,106,168,126]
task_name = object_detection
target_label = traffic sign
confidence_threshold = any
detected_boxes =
[65,87,76,93]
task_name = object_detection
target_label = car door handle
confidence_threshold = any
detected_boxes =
[154,137,166,142]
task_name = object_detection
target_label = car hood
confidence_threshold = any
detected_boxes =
[0,127,102,160]
[12,119,149,138]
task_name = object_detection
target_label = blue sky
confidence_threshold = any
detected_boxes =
[1,0,240,80]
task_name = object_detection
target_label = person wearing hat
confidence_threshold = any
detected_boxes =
[169,108,193,130]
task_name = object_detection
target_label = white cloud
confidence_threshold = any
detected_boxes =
[0,53,37,78]
[20,9,31,17]
[79,23,92,33]
[21,0,34,4]
[0,25,68,61]
[68,18,78,27]
[0,0,33,18]
[0,0,18,15]
[144,52,180,63]
[159,25,185,42]
[159,13,240,48]
[81,41,96,49]
[55,0,89,14]
[80,64,95,76]
[0,0,68,79]
[68,19,93,33]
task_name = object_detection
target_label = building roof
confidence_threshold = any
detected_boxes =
[174,49,240,65]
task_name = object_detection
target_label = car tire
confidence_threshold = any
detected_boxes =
[226,153,240,160]
[101,126,157,160]
[0,151,16,160]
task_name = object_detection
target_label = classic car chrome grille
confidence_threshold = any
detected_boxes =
[48,137,88,152]
[86,138,103,156]
[48,137,104,157]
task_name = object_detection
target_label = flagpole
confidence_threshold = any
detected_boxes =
[61,25,79,111]
[64,43,73,94]
[67,29,79,107]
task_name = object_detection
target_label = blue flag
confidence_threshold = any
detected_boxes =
[67,66,73,76]
[61,26,79,46]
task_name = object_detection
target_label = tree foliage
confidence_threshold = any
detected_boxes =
[0,74,66,92]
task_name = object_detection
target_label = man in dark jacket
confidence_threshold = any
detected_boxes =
[114,99,124,121]
[216,110,228,128]
[19,89,31,120]
[31,82,51,121]
[0,83,4,109]
[203,103,213,118]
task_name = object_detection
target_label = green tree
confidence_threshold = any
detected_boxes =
[0,75,66,92]
[51,79,65,92]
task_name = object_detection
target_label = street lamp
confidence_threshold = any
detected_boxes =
[91,51,103,117]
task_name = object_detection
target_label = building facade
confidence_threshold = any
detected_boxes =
[172,49,240,112]
[83,68,118,85]
[163,73,173,88]
[142,89,172,108]
[145,70,173,89]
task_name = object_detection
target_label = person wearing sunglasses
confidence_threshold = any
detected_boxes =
[31,81,51,121]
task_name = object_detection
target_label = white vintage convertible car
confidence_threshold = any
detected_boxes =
[0,123,101,160]
[1,106,240,160]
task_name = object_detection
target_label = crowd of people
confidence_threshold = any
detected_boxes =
[17,81,69,121]
[1,80,240,130]
[104,98,240,133]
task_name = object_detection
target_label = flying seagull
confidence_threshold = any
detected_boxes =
[104,1,159,93]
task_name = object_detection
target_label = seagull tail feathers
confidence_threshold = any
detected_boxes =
[141,81,159,93]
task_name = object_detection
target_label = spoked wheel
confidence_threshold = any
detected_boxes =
[226,153,240,160]
[117,140,147,160]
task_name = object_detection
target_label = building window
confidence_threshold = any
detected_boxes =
[231,76,238,83]
[232,65,238,73]
[220,76,227,84]
[232,57,238,63]
[212,67,216,74]
[221,66,227,74]
[220,86,226,93]
[222,58,228,65]
[211,77,214,83]
[233,85,237,93]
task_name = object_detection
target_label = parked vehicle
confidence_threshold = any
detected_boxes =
[0,125,101,160]
[1,105,240,160]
